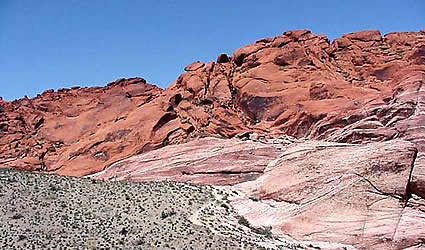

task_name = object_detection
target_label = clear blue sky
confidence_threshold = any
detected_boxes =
[1,1,424,101]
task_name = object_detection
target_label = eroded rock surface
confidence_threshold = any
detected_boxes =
[1,30,425,176]
[233,139,423,249]
[1,29,425,249]
[0,78,191,176]
[90,137,283,185]
[93,136,425,249]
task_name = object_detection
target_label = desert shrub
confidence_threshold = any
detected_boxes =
[236,215,250,227]
[252,226,273,238]
[161,209,176,219]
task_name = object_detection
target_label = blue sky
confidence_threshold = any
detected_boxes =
[1,1,424,101]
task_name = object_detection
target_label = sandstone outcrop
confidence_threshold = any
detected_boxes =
[1,29,425,176]
[0,78,182,176]
[233,139,423,249]
[89,137,282,185]
[92,136,425,249]
[1,29,425,248]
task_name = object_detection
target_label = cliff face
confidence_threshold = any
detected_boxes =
[173,30,425,145]
[1,29,424,176]
[1,29,425,248]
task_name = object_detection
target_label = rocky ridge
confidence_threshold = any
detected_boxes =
[1,29,425,177]
[1,29,425,249]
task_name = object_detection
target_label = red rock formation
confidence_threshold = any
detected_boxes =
[0,78,182,176]
[1,29,425,178]
[1,29,425,249]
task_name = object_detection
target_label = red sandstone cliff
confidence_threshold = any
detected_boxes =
[1,29,424,177]
[1,29,425,249]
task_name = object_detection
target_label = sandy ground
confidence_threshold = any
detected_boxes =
[0,168,307,249]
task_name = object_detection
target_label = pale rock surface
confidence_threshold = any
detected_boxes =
[233,140,421,249]
[93,137,425,249]
[90,137,282,185]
